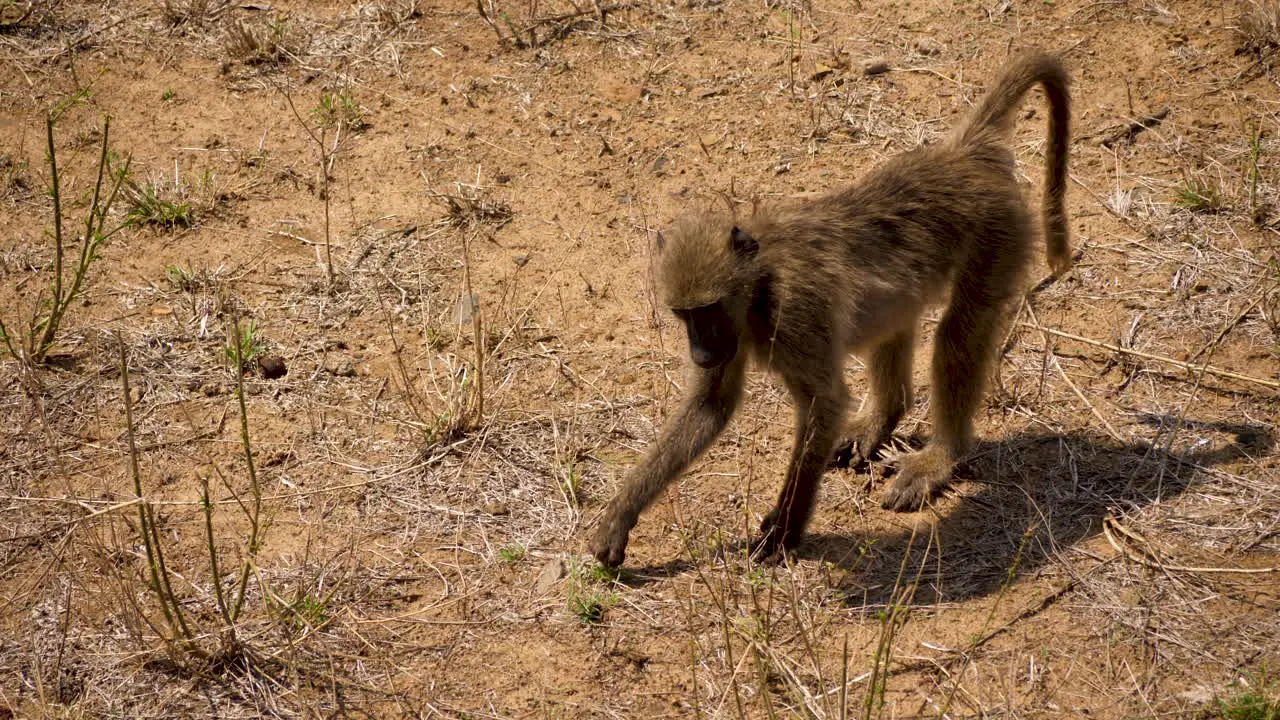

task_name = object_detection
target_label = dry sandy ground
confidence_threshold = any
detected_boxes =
[1,0,1278,717]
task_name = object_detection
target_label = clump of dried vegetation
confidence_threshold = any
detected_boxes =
[476,0,641,48]
[160,0,232,27]
[1237,0,1280,54]
[223,14,310,67]
[428,181,514,229]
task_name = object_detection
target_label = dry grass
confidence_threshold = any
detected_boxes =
[1,0,1278,717]
[1238,0,1280,55]
[160,0,232,27]
[222,16,310,67]
[428,181,515,229]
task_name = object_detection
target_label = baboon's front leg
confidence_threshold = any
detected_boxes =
[756,373,848,558]
[591,354,747,567]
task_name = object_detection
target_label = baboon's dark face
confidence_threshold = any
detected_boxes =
[674,302,738,368]
[658,214,761,368]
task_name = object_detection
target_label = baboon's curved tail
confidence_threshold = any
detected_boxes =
[956,50,1072,276]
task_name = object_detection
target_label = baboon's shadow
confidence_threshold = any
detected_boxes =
[801,418,1273,607]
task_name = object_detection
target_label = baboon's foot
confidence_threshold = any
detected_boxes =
[590,510,633,568]
[751,508,803,561]
[880,445,955,512]
[830,411,899,469]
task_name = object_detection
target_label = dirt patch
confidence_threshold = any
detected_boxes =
[1,0,1278,717]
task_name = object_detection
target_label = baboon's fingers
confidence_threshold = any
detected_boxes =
[748,536,785,564]
[749,525,789,564]
[752,507,804,560]
[759,506,780,535]
[828,438,875,470]
[880,483,931,512]
[828,439,857,469]
[880,446,954,512]
[589,515,630,567]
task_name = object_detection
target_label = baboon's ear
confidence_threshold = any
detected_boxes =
[655,231,666,251]
[729,226,758,258]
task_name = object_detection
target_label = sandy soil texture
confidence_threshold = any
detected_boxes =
[1,0,1278,717]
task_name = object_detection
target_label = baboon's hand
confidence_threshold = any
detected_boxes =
[752,508,800,562]
[881,446,952,512]
[590,510,632,568]
[829,438,873,471]
[831,411,899,470]
[880,480,930,512]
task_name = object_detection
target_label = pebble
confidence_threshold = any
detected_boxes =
[536,557,565,594]
[863,57,891,76]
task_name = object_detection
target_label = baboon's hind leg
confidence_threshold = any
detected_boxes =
[882,268,1013,511]
[831,329,914,469]
[757,370,848,557]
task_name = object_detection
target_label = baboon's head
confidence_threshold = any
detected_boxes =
[656,211,762,369]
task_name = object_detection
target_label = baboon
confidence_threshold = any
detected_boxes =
[591,50,1072,568]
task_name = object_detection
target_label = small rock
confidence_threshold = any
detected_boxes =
[536,557,565,594]
[257,355,287,379]
[912,37,943,56]
[513,254,531,267]
[325,360,357,377]
[863,57,891,76]
[1176,687,1214,705]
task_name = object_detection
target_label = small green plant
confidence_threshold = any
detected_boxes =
[1174,175,1224,214]
[587,563,620,583]
[164,263,224,296]
[746,566,770,591]
[164,264,195,291]
[289,594,329,628]
[310,91,367,131]
[224,319,265,368]
[566,563,618,625]
[497,544,526,564]
[558,460,582,507]
[123,178,193,229]
[0,113,130,364]
[424,326,447,350]
[424,409,471,447]
[161,88,176,101]
[1211,669,1279,720]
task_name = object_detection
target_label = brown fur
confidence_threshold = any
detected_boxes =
[591,50,1072,568]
